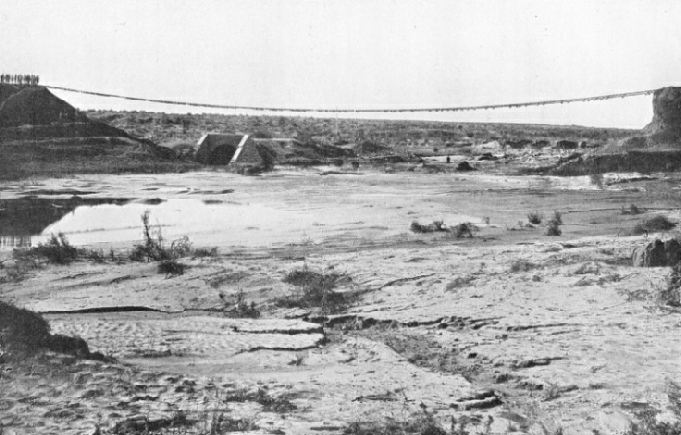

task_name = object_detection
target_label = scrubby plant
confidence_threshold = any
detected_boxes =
[621,203,643,215]
[193,247,218,258]
[410,220,478,238]
[17,233,79,264]
[451,222,478,238]
[410,220,447,233]
[130,211,191,275]
[546,219,562,236]
[276,266,354,313]
[551,210,563,225]
[158,259,186,276]
[221,289,261,318]
[527,212,543,225]
[632,215,676,235]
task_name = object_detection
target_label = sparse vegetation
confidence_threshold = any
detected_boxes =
[546,219,562,236]
[551,210,563,225]
[411,220,448,233]
[275,266,355,313]
[621,204,643,215]
[129,211,191,275]
[410,220,478,238]
[193,247,219,258]
[15,233,78,264]
[632,215,676,235]
[527,212,543,225]
[220,289,261,318]
[157,259,186,276]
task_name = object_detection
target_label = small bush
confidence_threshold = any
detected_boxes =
[17,233,78,264]
[621,204,643,215]
[158,260,186,276]
[193,247,218,258]
[221,289,261,318]
[130,211,192,274]
[277,266,354,313]
[527,212,543,225]
[546,220,562,236]
[632,215,676,235]
[590,173,605,188]
[551,210,563,225]
[410,220,478,238]
[451,222,478,238]
[410,220,447,233]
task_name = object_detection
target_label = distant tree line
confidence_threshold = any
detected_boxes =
[0,74,39,86]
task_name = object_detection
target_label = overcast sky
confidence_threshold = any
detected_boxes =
[2,0,681,127]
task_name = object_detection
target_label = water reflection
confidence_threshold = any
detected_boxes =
[0,235,32,249]
[0,197,130,250]
[37,199,316,248]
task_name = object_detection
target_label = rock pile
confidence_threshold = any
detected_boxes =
[632,238,681,267]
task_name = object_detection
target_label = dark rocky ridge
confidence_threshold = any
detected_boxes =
[644,87,681,143]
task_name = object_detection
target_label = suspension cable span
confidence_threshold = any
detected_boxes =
[45,85,657,114]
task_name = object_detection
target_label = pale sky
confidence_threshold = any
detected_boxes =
[2,0,681,128]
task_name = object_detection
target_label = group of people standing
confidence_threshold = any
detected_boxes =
[0,74,40,86]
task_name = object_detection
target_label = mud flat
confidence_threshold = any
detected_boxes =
[2,169,681,434]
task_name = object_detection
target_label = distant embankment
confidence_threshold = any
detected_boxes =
[549,150,681,175]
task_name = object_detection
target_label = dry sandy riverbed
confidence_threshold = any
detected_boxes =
[1,168,681,434]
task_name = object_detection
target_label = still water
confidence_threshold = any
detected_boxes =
[1,198,324,250]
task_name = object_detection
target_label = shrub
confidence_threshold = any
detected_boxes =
[546,219,562,236]
[410,220,447,233]
[158,259,186,276]
[527,212,543,225]
[193,247,218,258]
[632,215,676,235]
[451,222,478,238]
[17,233,78,264]
[130,210,192,266]
[410,220,478,238]
[621,204,643,215]
[551,210,563,225]
[221,289,261,318]
[277,266,354,313]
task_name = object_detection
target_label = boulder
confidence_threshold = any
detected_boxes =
[665,238,681,266]
[632,239,671,267]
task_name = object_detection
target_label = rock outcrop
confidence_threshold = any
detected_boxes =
[632,238,681,267]
[643,87,681,143]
